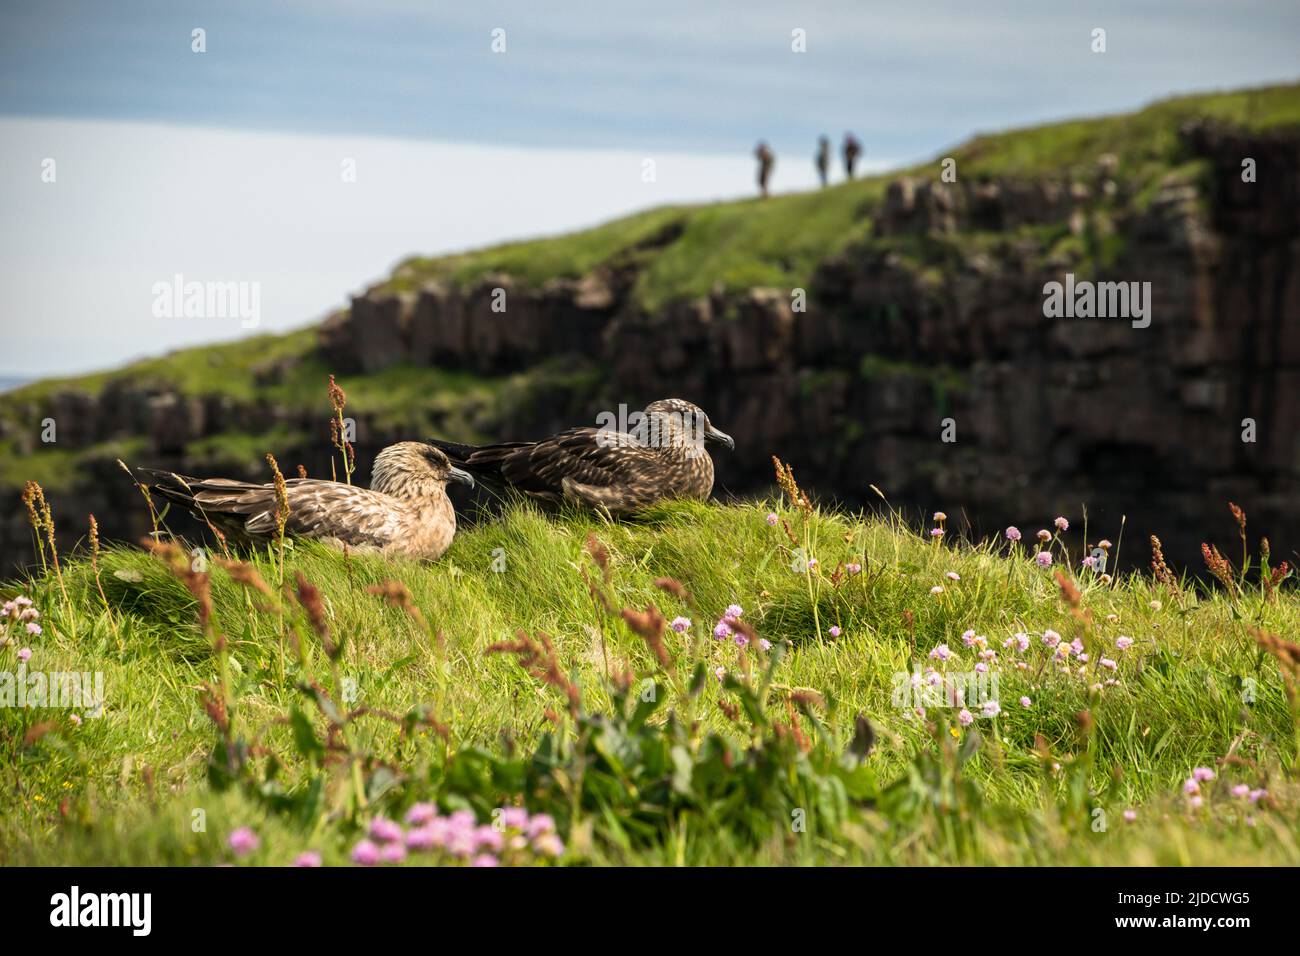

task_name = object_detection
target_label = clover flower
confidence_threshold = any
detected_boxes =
[1054,516,1069,531]
[1005,526,1021,542]
[828,625,841,637]
[1019,696,1032,708]
[1035,552,1052,568]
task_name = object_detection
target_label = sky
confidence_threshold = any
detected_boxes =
[1,0,1298,378]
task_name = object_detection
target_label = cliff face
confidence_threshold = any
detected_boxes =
[2,119,1297,575]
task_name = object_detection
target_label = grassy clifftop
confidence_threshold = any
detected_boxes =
[1,491,1297,865]
[7,80,1298,414]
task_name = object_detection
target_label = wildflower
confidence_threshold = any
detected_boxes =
[525,814,556,838]
[1054,517,1069,531]
[1005,526,1022,542]
[1249,789,1268,803]
[1070,638,1084,656]
[499,807,529,830]
[1019,696,1032,708]
[1183,779,1200,795]
[724,604,743,621]
[369,817,404,843]
[1042,629,1061,647]
[1106,613,1119,623]
[1149,600,1162,611]
[957,709,974,726]
[1077,653,1089,664]
[961,629,979,647]
[806,558,818,570]
[933,511,947,522]
[1192,766,1216,783]
[1099,657,1117,671]
[292,851,322,868]
[1035,552,1052,568]
[474,826,504,853]
[406,826,438,851]
[1115,636,1133,651]
[1036,529,1051,542]
[733,631,749,649]
[929,643,951,662]
[68,713,82,726]
[405,803,437,826]
[1082,556,1097,569]
[670,616,691,633]
[471,854,499,867]
[979,649,997,661]
[1007,633,1030,652]
[1230,784,1250,799]
[758,638,772,651]
[714,666,726,682]
[1188,795,1203,810]
[974,662,988,674]
[981,700,1000,718]
[1123,810,1137,822]
[532,833,565,857]
[17,647,32,663]
[1098,539,1112,549]
[929,528,944,538]
[766,512,778,526]
[379,842,407,864]
[228,827,260,857]
[846,562,862,574]
[712,621,732,641]
[26,622,41,636]
[945,571,960,582]
[930,585,944,595]
[828,625,841,638]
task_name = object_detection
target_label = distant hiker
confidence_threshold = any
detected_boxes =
[815,136,830,187]
[843,132,862,179]
[754,141,774,198]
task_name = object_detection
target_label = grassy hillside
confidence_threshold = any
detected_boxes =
[7,81,1297,417]
[1,485,1297,865]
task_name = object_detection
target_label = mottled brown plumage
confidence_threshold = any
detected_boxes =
[136,442,473,560]
[428,398,733,514]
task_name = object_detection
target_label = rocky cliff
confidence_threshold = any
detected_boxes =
[3,92,1297,576]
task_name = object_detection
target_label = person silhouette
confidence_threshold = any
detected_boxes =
[815,136,830,187]
[754,141,775,197]
[842,132,862,180]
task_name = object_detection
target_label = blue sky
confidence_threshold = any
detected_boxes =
[1,1,1297,378]
[3,0,1298,159]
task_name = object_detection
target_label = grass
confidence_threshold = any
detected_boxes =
[1,488,1296,866]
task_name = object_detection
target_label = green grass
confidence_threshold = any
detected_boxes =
[2,495,1296,866]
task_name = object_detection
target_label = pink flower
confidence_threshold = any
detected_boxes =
[532,833,565,857]
[1183,779,1200,795]
[974,662,988,674]
[369,817,403,843]
[406,826,439,851]
[1042,630,1061,647]
[714,666,726,683]
[525,814,556,838]
[846,563,862,574]
[929,528,944,538]
[766,512,778,526]
[1082,556,1097,569]
[828,625,841,638]
[17,647,32,663]
[1188,795,1203,810]
[1115,636,1133,651]
[292,850,322,867]
[228,826,260,857]
[670,616,691,633]
[806,558,818,570]
[379,842,407,864]
[1099,658,1117,671]
[1037,529,1052,542]
[405,802,437,826]
[499,807,529,830]
[957,709,973,726]
[1005,526,1021,542]
[1249,788,1268,803]
[25,622,41,636]
[1070,638,1084,656]
[930,585,944,595]
[351,839,382,866]
[945,571,960,582]
[474,825,504,853]
[758,638,772,651]
[712,621,732,641]
[1123,810,1137,822]
[981,700,1000,718]
[1054,517,1069,531]
[733,631,749,649]
[1035,552,1052,568]
[724,604,743,621]
[1230,784,1250,799]
[1192,766,1216,783]
[471,854,499,867]
[1019,696,1032,708]
[929,643,951,662]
